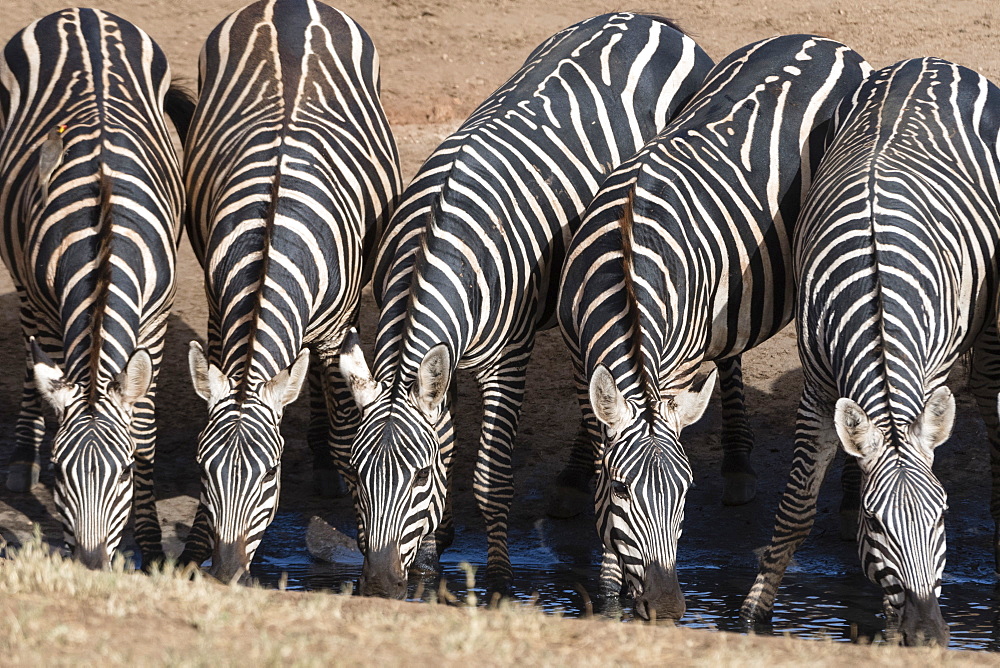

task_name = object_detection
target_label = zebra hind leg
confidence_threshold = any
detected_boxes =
[740,390,839,626]
[717,356,757,505]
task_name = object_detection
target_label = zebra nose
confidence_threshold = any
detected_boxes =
[633,562,685,620]
[360,545,407,599]
[210,539,250,585]
[899,591,949,646]
[75,543,110,570]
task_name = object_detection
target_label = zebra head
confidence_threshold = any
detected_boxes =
[31,339,152,569]
[341,333,452,599]
[188,341,310,584]
[834,387,953,646]
[589,364,717,620]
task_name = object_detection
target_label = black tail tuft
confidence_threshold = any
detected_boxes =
[164,80,197,145]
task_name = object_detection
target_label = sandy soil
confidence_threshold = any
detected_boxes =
[2,0,1000,620]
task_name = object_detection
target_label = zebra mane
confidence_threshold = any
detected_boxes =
[88,164,115,403]
[619,188,657,420]
[633,13,689,37]
[236,160,283,403]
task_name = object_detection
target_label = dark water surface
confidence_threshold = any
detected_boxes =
[250,513,1000,652]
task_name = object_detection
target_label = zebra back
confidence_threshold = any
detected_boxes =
[369,12,713,383]
[185,0,401,386]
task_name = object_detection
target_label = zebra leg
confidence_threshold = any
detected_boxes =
[839,457,862,540]
[474,341,533,596]
[308,358,347,498]
[717,356,757,506]
[597,547,625,616]
[8,295,47,492]
[549,358,600,518]
[179,502,213,567]
[8,351,45,492]
[132,389,164,569]
[968,327,1000,573]
[414,390,458,575]
[740,390,839,625]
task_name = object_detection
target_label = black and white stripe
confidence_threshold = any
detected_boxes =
[558,35,870,619]
[741,58,1000,646]
[0,9,190,568]
[340,12,713,598]
[179,0,401,582]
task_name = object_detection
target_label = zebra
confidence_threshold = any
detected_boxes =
[0,9,191,568]
[180,0,401,583]
[339,12,714,598]
[740,58,1000,646]
[557,34,870,620]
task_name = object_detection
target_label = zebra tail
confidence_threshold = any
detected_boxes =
[164,81,197,145]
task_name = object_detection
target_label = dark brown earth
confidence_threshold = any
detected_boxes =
[1,0,1000,633]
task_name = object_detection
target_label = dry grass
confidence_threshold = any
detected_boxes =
[0,541,993,667]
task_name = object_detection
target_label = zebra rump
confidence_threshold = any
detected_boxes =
[0,9,189,568]
[181,0,401,583]
[340,12,714,598]
[742,58,1000,646]
[557,35,870,619]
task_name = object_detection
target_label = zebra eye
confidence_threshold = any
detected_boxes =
[413,467,431,486]
[52,462,65,483]
[865,511,885,534]
[118,463,134,484]
[263,465,279,483]
[611,480,630,500]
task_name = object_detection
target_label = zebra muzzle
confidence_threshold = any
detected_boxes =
[360,545,407,599]
[899,591,949,647]
[74,543,110,570]
[633,562,685,621]
[210,538,250,585]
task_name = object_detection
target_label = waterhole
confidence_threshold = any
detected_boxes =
[249,513,1000,651]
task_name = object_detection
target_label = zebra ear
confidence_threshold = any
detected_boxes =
[589,365,630,433]
[340,328,379,412]
[672,368,718,430]
[910,386,955,456]
[31,338,75,413]
[113,348,153,406]
[414,344,452,421]
[261,349,310,415]
[835,398,881,459]
[189,341,229,407]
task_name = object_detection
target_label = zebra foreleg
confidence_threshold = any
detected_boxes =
[741,391,839,625]
[131,390,164,569]
[474,343,532,597]
[597,546,625,617]
[549,358,601,518]
[717,355,757,505]
[839,457,862,540]
[968,326,1000,573]
[179,502,213,567]
[310,357,348,498]
[8,298,47,492]
[8,350,45,492]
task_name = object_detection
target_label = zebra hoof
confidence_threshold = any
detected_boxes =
[840,509,860,541]
[721,473,757,506]
[313,468,349,499]
[547,484,591,519]
[140,550,168,574]
[6,462,40,492]
[738,601,774,631]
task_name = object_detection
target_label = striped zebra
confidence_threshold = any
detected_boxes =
[180,0,401,582]
[740,58,1000,646]
[0,9,191,568]
[340,12,714,598]
[558,35,870,619]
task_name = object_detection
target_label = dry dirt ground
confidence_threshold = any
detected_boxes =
[2,0,1000,638]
